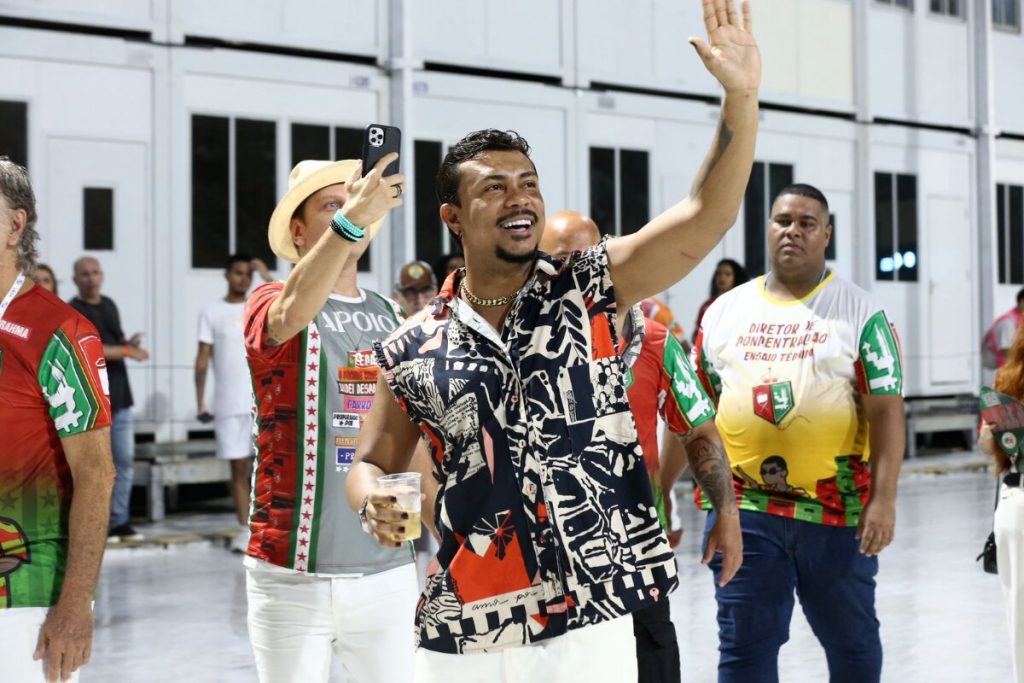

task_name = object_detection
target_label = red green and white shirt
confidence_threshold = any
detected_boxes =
[0,284,111,608]
[244,283,413,575]
[694,273,903,526]
[619,312,715,529]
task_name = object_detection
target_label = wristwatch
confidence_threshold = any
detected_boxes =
[357,496,371,533]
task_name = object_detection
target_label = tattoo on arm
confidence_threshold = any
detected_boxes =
[686,436,737,515]
[692,115,734,194]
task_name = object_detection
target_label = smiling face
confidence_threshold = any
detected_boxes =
[768,193,831,278]
[440,150,545,268]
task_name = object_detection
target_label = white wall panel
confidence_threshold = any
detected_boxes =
[992,139,1024,324]
[411,0,564,77]
[757,0,854,109]
[867,5,971,127]
[172,0,383,58]
[576,0,718,95]
[871,130,976,395]
[0,0,156,30]
[993,31,1024,135]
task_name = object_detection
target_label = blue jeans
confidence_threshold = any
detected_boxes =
[703,510,881,683]
[109,407,135,527]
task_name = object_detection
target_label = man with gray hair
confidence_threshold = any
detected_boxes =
[0,156,116,681]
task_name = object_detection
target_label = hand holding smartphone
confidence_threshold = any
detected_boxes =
[361,124,401,178]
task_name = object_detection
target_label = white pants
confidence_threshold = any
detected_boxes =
[245,558,418,683]
[214,413,255,460]
[996,483,1024,683]
[414,614,638,682]
[0,606,80,683]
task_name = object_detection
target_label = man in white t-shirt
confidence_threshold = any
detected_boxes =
[195,253,271,552]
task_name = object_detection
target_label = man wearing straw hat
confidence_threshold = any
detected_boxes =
[241,154,417,682]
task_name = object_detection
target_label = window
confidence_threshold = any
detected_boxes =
[826,213,837,261]
[930,0,963,16]
[289,123,371,271]
[874,172,919,281]
[191,115,230,269]
[994,0,1021,29]
[191,115,277,269]
[588,147,650,235]
[877,0,913,8]
[997,183,1024,285]
[83,188,114,250]
[414,140,445,268]
[743,161,794,277]
[0,100,28,168]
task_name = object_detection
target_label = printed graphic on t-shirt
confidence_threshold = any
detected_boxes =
[696,275,903,527]
[752,380,794,426]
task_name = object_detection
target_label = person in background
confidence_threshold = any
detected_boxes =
[394,260,438,316]
[0,156,116,683]
[979,326,1024,683]
[695,183,904,682]
[35,263,57,295]
[692,258,748,343]
[195,253,268,553]
[70,256,149,542]
[983,287,1024,383]
[541,210,741,683]
[432,252,464,284]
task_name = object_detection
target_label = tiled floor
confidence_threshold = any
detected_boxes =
[85,460,1013,682]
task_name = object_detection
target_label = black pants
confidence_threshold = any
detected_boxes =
[633,599,681,683]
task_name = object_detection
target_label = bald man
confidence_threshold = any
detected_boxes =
[70,257,149,541]
[540,212,742,683]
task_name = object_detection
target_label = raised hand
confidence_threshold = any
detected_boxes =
[689,0,761,93]
[340,153,405,230]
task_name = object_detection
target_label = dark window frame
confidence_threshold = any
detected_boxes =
[874,171,920,282]
[997,183,1024,285]
[743,160,795,277]
[993,0,1021,29]
[83,187,115,251]
[588,146,650,236]
[0,100,29,169]
[929,0,964,17]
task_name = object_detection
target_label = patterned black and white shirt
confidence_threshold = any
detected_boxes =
[375,241,678,654]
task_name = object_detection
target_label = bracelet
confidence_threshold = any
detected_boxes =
[330,211,366,243]
[122,345,132,357]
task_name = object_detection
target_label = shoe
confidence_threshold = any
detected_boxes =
[109,524,144,542]
[230,527,250,554]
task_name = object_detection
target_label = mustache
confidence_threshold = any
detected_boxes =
[496,210,538,227]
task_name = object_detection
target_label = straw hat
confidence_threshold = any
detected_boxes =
[268,159,387,263]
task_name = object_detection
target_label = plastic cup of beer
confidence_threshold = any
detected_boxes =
[377,472,421,541]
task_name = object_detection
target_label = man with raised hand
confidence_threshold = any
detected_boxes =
[694,183,905,682]
[242,154,419,682]
[349,2,760,680]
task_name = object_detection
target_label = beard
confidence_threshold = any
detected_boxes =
[495,244,538,265]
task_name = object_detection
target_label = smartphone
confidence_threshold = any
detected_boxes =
[361,124,401,177]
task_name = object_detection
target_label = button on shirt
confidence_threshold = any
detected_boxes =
[375,242,678,654]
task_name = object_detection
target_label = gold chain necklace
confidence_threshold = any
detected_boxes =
[459,280,521,307]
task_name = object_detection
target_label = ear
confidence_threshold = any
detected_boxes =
[440,203,462,241]
[290,216,307,250]
[824,221,833,246]
[3,207,26,248]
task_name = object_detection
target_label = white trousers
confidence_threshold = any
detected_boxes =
[0,606,80,683]
[414,614,638,682]
[245,558,418,683]
[996,483,1024,683]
